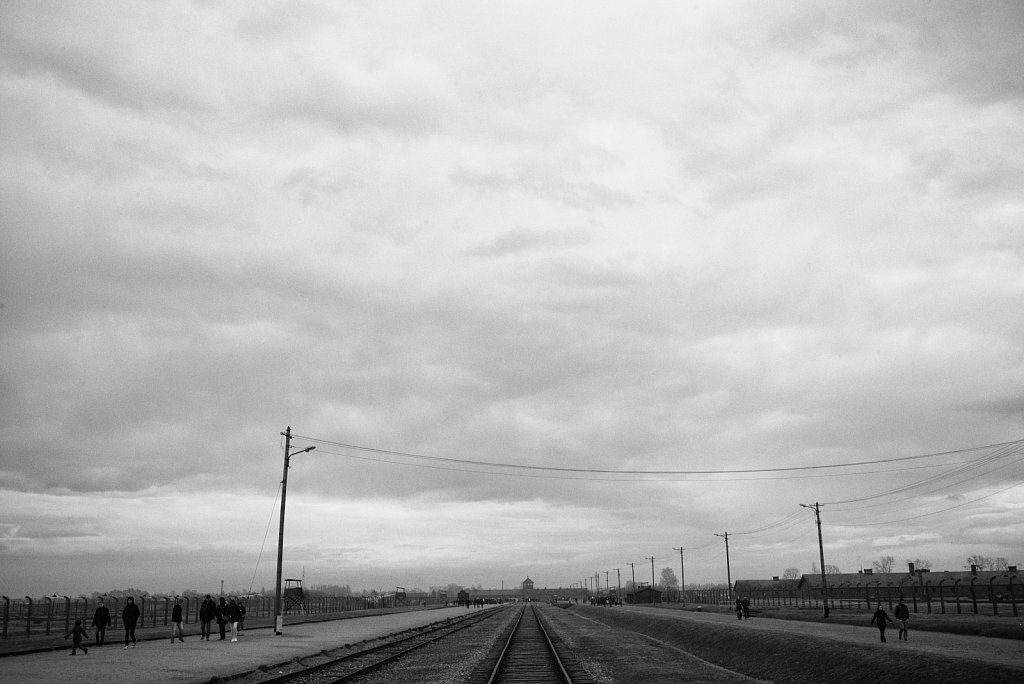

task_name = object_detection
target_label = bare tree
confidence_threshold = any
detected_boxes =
[907,558,931,570]
[660,567,679,590]
[872,556,895,574]
[782,567,801,579]
[966,554,1009,571]
[966,554,993,570]
[824,564,842,574]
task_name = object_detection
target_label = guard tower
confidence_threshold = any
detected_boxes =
[283,578,306,614]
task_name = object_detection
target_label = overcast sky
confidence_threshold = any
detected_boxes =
[2,1,1023,599]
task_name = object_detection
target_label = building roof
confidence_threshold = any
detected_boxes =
[797,569,1017,589]
[734,578,800,592]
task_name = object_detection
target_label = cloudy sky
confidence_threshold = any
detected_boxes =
[2,0,1023,598]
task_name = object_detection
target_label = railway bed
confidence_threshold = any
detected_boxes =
[1,603,1020,682]
[468,603,593,684]
[253,606,506,683]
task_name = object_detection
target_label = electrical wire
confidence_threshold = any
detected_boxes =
[303,445,1008,483]
[293,433,1023,478]
[731,510,808,537]
[829,480,1024,527]
[823,441,1023,506]
[247,481,282,598]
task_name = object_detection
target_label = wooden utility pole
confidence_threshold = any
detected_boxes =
[274,427,314,634]
[645,556,656,604]
[672,546,686,604]
[715,532,731,599]
[801,502,829,617]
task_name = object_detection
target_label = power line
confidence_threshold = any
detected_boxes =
[293,433,1023,478]
[830,480,1024,527]
[823,441,1023,506]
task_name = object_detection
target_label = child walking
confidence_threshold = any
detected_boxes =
[65,619,90,655]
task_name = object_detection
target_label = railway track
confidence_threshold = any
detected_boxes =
[474,603,593,684]
[254,606,506,683]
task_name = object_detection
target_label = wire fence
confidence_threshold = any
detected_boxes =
[700,573,1020,617]
[0,592,444,640]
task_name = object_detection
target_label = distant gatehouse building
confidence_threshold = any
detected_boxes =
[522,577,534,599]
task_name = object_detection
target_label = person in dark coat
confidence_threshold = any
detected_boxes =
[870,604,895,642]
[199,595,216,640]
[91,599,111,646]
[741,597,750,619]
[122,596,141,648]
[170,598,185,643]
[226,598,241,642]
[216,596,228,640]
[894,600,910,641]
[735,597,743,620]
[65,619,89,655]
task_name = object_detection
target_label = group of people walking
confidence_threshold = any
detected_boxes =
[196,595,246,642]
[74,595,247,653]
[725,594,912,646]
[870,601,911,643]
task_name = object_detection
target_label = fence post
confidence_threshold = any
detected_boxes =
[905,579,918,613]
[954,579,962,614]
[24,597,33,637]
[970,576,979,614]
[2,596,8,639]
[63,596,71,635]
[938,579,947,614]
[989,576,999,616]
[1008,574,1017,618]
[44,596,54,636]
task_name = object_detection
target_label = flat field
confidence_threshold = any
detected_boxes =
[543,603,1024,683]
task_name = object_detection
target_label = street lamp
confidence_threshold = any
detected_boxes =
[274,426,315,635]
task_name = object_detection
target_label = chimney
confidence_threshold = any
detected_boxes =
[773,576,779,581]
[863,568,872,575]
[908,562,915,574]
[970,564,978,576]
[1009,566,1018,573]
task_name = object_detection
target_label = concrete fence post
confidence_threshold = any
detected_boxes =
[1008,574,1017,618]
[989,576,1000,616]
[24,597,33,638]
[44,596,53,636]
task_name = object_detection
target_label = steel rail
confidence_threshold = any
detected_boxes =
[257,606,504,684]
[485,604,575,684]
